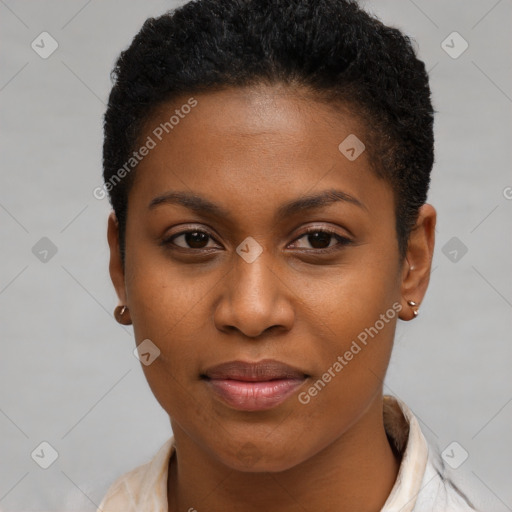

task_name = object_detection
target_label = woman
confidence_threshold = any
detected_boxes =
[98,0,478,510]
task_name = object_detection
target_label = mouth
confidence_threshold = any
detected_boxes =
[201,359,309,411]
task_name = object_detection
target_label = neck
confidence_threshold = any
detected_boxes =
[168,394,401,512]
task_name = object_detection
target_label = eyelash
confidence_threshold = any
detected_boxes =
[162,226,352,254]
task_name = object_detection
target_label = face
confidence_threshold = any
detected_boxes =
[108,84,434,472]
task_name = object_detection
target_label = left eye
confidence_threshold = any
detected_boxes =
[290,229,352,250]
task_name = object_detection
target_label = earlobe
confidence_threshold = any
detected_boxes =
[398,204,436,321]
[107,212,131,322]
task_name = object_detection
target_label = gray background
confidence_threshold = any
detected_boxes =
[0,0,511,510]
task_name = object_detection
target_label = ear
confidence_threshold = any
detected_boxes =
[398,204,436,321]
[107,211,131,322]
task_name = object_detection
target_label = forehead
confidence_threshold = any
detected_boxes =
[129,85,393,222]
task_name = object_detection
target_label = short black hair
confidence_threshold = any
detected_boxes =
[103,0,434,264]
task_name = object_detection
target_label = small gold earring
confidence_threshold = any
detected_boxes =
[407,300,419,318]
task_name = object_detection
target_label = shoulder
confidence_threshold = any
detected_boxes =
[381,396,482,512]
[96,463,150,511]
[412,447,477,511]
[97,437,174,512]
[414,444,504,512]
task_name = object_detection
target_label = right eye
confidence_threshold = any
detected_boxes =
[162,229,221,250]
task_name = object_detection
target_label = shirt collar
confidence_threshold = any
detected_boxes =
[381,395,430,511]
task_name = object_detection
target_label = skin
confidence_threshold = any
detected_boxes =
[107,83,436,512]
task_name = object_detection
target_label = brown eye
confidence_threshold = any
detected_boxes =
[291,229,352,251]
[164,230,217,250]
[304,231,333,249]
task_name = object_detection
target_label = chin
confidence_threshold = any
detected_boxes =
[219,441,306,473]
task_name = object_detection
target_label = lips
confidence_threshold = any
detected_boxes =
[202,359,308,411]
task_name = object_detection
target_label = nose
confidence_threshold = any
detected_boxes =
[213,249,295,339]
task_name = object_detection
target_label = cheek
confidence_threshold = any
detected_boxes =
[291,250,401,420]
[124,247,216,407]
[301,247,401,346]
[128,278,212,372]
[288,296,399,462]
[125,238,210,338]
[302,289,398,396]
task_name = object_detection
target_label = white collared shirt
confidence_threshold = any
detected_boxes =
[97,396,480,511]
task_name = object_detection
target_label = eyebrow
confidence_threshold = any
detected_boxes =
[148,188,367,220]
